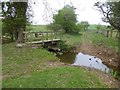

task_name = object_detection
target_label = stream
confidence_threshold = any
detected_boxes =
[57,52,110,73]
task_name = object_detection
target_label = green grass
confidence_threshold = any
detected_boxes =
[88,24,97,30]
[27,25,49,32]
[2,43,57,78]
[3,66,108,88]
[85,31,118,52]
[2,42,110,88]
[62,33,82,45]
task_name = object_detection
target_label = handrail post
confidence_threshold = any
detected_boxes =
[46,32,48,40]
[42,32,44,45]
[52,31,54,43]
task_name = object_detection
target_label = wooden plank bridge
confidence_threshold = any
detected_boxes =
[23,31,62,45]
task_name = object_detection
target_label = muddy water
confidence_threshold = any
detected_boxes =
[57,52,77,64]
[57,52,110,72]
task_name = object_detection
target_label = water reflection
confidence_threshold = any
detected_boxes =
[72,53,109,72]
[57,52,109,72]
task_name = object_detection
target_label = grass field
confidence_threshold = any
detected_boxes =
[88,24,97,30]
[27,25,48,32]
[62,33,82,45]
[84,31,118,52]
[3,66,107,88]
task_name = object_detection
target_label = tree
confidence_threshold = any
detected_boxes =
[53,5,78,33]
[2,1,32,43]
[2,2,16,41]
[13,2,28,43]
[94,1,120,38]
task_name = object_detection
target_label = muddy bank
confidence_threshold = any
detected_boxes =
[75,42,119,72]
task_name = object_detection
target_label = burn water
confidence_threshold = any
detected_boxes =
[57,52,110,72]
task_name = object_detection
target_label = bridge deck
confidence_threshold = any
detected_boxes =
[26,39,61,44]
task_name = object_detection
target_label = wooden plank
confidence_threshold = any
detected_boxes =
[23,31,54,34]
[26,39,60,44]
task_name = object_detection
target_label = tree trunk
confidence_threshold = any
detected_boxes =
[17,28,24,44]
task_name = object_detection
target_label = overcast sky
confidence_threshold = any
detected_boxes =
[30,0,109,25]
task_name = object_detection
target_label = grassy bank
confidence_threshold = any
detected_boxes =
[2,43,57,79]
[3,66,108,88]
[62,33,82,45]
[2,42,111,88]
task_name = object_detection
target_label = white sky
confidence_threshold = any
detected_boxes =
[31,0,109,25]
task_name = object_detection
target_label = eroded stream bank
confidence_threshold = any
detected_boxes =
[45,40,119,73]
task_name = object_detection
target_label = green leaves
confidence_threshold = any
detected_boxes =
[53,5,78,33]
[2,2,30,42]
